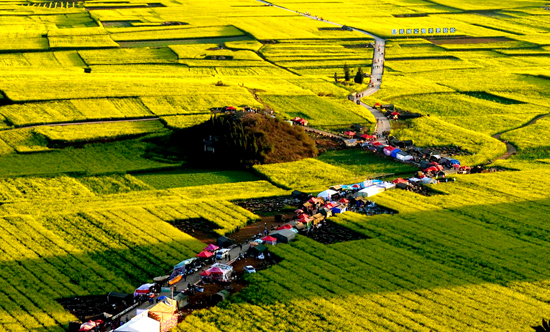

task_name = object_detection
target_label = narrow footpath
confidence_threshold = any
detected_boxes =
[255,0,389,141]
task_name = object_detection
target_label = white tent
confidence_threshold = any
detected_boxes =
[317,189,337,200]
[422,177,437,184]
[355,186,384,198]
[395,152,414,162]
[115,315,160,332]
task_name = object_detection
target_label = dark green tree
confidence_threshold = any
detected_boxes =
[354,66,364,84]
[343,63,350,81]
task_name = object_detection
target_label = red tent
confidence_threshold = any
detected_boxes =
[391,111,400,116]
[276,224,292,230]
[344,131,356,136]
[371,141,383,146]
[423,166,439,173]
[392,178,408,184]
[339,198,349,203]
[226,106,236,111]
[204,244,219,251]
[196,251,214,258]
[374,103,381,107]
[308,197,322,204]
[360,134,376,141]
[199,270,211,276]
[298,214,312,222]
[208,267,224,274]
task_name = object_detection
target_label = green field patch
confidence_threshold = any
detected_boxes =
[0,139,178,177]
[134,169,262,189]
[35,120,168,144]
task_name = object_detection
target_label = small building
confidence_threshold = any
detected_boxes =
[248,243,268,258]
[216,236,234,248]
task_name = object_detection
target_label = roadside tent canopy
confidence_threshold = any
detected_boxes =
[204,244,219,251]
[276,224,292,230]
[196,251,214,258]
[392,178,408,184]
[115,316,160,332]
[216,236,234,248]
[317,189,337,200]
[270,229,296,243]
[174,258,199,270]
[249,244,267,257]
[199,270,211,276]
[344,131,356,136]
[262,236,277,245]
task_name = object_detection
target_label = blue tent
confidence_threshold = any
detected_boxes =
[332,206,347,214]
[390,148,402,158]
[449,159,460,166]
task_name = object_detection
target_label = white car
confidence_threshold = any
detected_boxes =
[215,249,230,260]
[244,265,256,274]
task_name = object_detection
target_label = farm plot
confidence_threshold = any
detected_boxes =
[0,35,49,51]
[176,169,550,332]
[261,95,374,127]
[109,25,244,42]
[0,98,154,126]
[79,47,177,65]
[48,34,118,48]
[501,115,550,152]
[388,92,541,135]
[0,175,93,202]
[0,139,179,177]
[392,116,506,165]
[134,168,261,189]
[35,120,168,144]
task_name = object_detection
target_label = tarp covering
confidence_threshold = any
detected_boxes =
[383,146,396,156]
[199,270,211,276]
[449,159,460,166]
[317,189,337,200]
[276,224,292,230]
[134,284,154,297]
[115,316,160,332]
[174,258,198,270]
[390,148,402,158]
[344,131,356,136]
[168,274,181,285]
[392,178,408,184]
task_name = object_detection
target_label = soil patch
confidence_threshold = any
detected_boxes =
[100,20,141,27]
[427,36,513,45]
[235,196,301,215]
[169,218,219,243]
[306,220,369,244]
[57,295,130,322]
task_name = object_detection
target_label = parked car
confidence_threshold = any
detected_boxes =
[215,249,230,260]
[244,265,256,274]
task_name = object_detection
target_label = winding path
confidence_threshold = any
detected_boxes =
[489,113,549,162]
[255,0,389,141]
